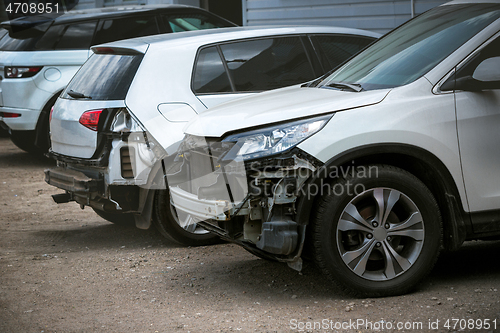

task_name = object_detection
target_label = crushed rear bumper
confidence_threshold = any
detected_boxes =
[44,166,103,194]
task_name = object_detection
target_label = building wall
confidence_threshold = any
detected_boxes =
[74,0,200,10]
[242,0,447,34]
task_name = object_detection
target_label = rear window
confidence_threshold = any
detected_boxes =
[163,13,234,32]
[62,53,143,101]
[93,15,159,45]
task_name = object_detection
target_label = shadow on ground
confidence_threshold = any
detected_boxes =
[31,222,181,250]
[0,137,55,168]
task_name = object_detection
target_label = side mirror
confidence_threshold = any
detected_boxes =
[441,57,500,92]
[472,56,500,82]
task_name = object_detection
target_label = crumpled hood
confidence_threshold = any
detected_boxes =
[185,86,391,138]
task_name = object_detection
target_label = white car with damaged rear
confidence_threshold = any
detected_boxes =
[44,26,379,246]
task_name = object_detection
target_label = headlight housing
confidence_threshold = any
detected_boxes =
[222,114,332,161]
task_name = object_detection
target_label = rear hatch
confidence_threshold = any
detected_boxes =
[50,48,145,159]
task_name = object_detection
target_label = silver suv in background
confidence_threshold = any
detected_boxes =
[0,5,235,154]
[44,26,379,246]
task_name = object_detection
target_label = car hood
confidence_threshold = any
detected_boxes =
[184,86,391,138]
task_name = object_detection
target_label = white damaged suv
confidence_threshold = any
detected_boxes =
[165,1,500,296]
[44,26,378,246]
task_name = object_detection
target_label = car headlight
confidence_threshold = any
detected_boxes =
[222,114,332,161]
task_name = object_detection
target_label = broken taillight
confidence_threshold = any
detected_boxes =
[79,110,103,131]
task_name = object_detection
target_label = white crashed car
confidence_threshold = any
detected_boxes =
[45,26,379,246]
[166,1,500,296]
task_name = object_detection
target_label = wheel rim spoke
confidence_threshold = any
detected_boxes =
[373,188,400,225]
[344,203,373,229]
[338,218,373,233]
[388,229,424,241]
[179,214,197,232]
[352,240,377,276]
[389,211,422,231]
[381,241,396,279]
[342,239,375,266]
[384,239,412,270]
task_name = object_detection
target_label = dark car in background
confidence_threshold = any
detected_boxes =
[0,5,236,154]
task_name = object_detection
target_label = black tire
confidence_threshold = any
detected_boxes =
[10,130,38,154]
[11,94,60,156]
[34,93,60,155]
[92,208,136,226]
[0,127,9,138]
[153,189,221,246]
[311,164,442,297]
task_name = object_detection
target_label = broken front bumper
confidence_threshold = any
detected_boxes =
[169,186,232,221]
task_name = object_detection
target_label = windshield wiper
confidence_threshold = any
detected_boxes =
[322,82,364,92]
[67,89,92,99]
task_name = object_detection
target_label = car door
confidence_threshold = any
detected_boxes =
[193,36,317,109]
[454,33,500,233]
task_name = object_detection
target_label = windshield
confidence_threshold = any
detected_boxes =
[320,4,500,91]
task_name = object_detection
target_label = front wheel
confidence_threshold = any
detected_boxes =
[311,165,442,297]
[153,189,221,246]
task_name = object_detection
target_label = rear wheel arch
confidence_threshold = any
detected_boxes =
[34,90,64,152]
[297,144,468,251]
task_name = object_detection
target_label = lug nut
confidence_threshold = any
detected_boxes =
[387,236,392,241]
[372,222,379,228]
[385,223,390,229]
[367,234,373,239]
[376,242,381,247]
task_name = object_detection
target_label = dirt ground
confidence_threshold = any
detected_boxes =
[0,136,499,333]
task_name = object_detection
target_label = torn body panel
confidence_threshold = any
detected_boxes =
[46,108,168,228]
[166,135,321,263]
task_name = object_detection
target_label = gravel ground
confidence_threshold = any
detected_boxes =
[0,136,499,333]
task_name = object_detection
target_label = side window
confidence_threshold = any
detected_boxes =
[0,33,40,51]
[55,22,97,50]
[35,25,64,50]
[93,16,159,46]
[192,46,232,94]
[220,37,315,92]
[311,35,375,71]
[162,13,228,32]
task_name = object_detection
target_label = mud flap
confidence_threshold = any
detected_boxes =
[134,188,156,229]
